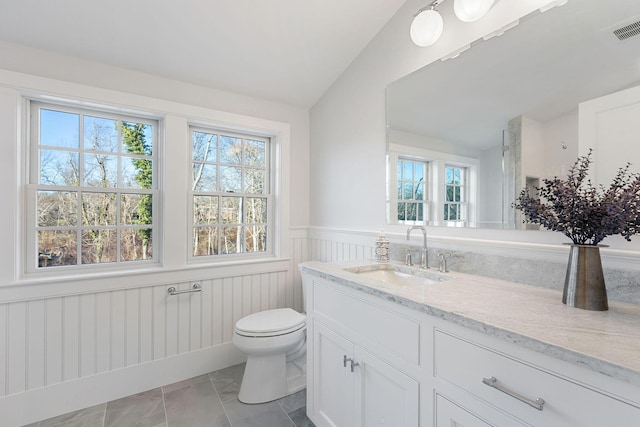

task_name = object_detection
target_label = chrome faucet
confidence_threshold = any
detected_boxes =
[406,225,429,269]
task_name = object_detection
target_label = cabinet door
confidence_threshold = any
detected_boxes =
[355,347,419,427]
[435,395,492,427]
[313,322,355,427]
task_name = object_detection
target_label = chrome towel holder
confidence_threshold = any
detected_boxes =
[167,283,202,296]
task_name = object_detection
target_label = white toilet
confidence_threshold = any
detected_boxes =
[233,307,307,403]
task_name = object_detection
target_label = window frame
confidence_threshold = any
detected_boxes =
[443,164,468,223]
[188,124,274,261]
[395,157,429,224]
[26,100,161,273]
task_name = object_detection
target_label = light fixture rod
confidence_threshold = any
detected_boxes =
[411,0,498,47]
[413,0,445,18]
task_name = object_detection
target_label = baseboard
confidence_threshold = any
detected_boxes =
[1,342,246,427]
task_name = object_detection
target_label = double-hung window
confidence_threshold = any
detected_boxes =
[29,102,158,270]
[190,127,271,258]
[397,158,428,223]
[444,165,467,222]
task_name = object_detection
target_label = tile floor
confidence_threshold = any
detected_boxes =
[24,363,314,427]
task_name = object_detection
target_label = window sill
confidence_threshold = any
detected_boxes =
[3,257,292,301]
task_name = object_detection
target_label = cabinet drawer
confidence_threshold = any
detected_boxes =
[313,281,420,365]
[434,330,640,427]
[435,394,492,427]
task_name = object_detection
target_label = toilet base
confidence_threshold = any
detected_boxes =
[238,353,306,404]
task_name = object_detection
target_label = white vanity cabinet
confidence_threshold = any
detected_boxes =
[307,276,421,427]
[301,264,640,427]
[313,322,419,426]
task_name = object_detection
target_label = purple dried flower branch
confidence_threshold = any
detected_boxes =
[513,149,640,245]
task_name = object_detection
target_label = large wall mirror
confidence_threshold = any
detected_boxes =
[386,0,640,229]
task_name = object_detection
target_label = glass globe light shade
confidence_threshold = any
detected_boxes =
[410,9,444,47]
[454,0,497,22]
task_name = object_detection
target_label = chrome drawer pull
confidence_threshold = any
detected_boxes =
[167,283,202,295]
[482,376,545,411]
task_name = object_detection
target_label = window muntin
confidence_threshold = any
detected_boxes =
[191,127,270,258]
[31,103,157,270]
[444,165,466,222]
[397,158,427,223]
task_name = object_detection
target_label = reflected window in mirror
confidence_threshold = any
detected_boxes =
[444,165,467,223]
[387,143,479,227]
[397,158,428,223]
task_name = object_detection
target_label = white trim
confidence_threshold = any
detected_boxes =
[0,342,245,427]
[0,258,290,303]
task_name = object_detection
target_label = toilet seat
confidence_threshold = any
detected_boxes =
[235,308,306,337]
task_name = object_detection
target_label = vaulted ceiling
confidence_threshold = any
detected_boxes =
[0,0,407,107]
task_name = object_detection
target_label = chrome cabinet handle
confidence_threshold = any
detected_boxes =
[482,376,545,411]
[343,355,359,372]
[167,283,202,295]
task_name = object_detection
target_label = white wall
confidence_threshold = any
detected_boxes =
[521,116,546,182]
[0,43,312,426]
[308,0,640,254]
[0,41,310,228]
[388,128,481,159]
[579,83,640,186]
[543,113,579,178]
[520,113,579,182]
[478,144,503,228]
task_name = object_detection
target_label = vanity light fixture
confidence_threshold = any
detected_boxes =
[410,1,444,47]
[454,0,497,22]
[410,0,498,47]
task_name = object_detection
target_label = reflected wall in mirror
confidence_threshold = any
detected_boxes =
[386,0,640,229]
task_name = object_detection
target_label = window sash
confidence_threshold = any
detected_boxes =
[28,102,158,271]
[444,165,467,222]
[396,158,428,223]
[189,126,273,259]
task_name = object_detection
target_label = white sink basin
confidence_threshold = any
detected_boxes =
[344,264,453,287]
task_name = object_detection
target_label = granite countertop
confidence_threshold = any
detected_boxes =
[299,260,640,388]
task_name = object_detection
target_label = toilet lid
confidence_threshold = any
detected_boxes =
[235,308,306,335]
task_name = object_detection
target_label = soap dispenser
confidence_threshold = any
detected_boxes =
[375,229,390,263]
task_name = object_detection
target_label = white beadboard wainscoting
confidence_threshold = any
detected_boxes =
[4,226,639,425]
[0,229,311,427]
[308,228,375,263]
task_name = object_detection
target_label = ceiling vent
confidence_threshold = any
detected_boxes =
[613,20,640,41]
